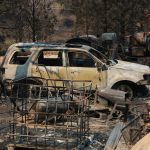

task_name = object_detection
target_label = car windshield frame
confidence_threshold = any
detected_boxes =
[89,47,108,63]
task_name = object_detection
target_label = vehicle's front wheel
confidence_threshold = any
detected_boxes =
[112,83,135,101]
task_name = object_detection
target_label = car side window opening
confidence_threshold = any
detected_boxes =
[68,51,95,67]
[37,50,63,66]
[89,48,107,63]
[9,51,32,65]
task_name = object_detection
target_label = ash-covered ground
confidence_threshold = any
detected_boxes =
[0,102,115,150]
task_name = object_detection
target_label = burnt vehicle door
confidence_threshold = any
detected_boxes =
[31,49,68,81]
[66,50,107,89]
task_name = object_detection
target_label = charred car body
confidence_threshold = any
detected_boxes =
[0,42,150,100]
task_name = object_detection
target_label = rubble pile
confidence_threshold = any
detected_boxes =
[0,79,150,150]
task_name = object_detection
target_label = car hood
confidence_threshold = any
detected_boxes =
[111,60,150,73]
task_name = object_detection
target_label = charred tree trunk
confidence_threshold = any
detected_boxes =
[32,0,36,42]
[104,0,108,32]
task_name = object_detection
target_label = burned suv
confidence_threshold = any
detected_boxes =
[1,42,150,100]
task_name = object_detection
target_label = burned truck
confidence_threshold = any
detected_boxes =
[0,42,150,101]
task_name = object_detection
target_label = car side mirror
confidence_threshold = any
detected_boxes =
[101,64,107,71]
[95,62,107,71]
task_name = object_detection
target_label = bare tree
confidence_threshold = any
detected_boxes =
[0,0,57,42]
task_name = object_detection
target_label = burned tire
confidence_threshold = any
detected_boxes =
[112,83,135,101]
